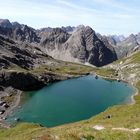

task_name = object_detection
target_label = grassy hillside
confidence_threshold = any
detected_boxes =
[0,51,140,140]
[5,60,94,76]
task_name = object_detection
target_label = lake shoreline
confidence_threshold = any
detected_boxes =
[0,74,85,128]
[4,75,137,127]
[0,90,22,128]
[95,73,138,105]
[0,73,138,128]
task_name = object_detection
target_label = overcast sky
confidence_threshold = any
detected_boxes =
[0,0,140,36]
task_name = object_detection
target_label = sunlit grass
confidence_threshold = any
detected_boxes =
[0,52,140,140]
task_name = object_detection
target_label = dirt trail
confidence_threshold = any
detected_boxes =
[93,125,140,133]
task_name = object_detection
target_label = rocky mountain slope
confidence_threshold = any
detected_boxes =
[0,19,117,67]
[39,26,75,34]
[1,18,140,66]
[0,33,94,88]
[101,34,140,58]
[0,35,53,69]
[97,34,125,46]
[41,26,117,66]
[0,33,94,127]
[0,34,68,91]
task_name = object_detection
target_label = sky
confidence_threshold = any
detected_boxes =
[0,0,140,36]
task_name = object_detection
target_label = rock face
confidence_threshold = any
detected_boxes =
[115,34,140,58]
[0,35,53,69]
[99,33,140,58]
[0,34,73,91]
[0,71,67,91]
[39,26,75,34]
[41,26,117,66]
[0,19,118,66]
[97,34,125,46]
[135,33,140,44]
[0,19,40,43]
[0,71,44,91]
[1,18,140,64]
[0,19,12,28]
[61,26,75,33]
[12,25,40,43]
[41,28,70,48]
[66,26,117,66]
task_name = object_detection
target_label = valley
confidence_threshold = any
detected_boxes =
[0,19,140,140]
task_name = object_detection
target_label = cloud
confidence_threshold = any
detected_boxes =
[0,0,140,35]
[91,0,140,13]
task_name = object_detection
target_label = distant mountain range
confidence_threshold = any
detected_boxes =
[0,19,140,67]
[102,34,140,58]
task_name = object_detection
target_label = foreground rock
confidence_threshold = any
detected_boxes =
[0,71,70,91]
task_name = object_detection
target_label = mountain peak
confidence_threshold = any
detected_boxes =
[0,19,12,28]
[11,22,22,28]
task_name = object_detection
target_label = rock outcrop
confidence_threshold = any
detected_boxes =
[0,71,44,91]
[0,71,68,91]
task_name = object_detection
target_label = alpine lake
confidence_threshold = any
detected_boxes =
[7,75,135,127]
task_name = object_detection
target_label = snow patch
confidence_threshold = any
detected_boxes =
[93,125,105,130]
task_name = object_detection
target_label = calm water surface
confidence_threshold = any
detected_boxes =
[7,75,134,127]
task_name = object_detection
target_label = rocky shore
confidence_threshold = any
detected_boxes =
[0,69,88,128]
[0,70,62,126]
[92,71,138,106]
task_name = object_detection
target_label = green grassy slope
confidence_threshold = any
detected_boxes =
[5,60,95,77]
[0,51,140,140]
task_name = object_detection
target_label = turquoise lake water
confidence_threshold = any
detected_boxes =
[7,75,134,127]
